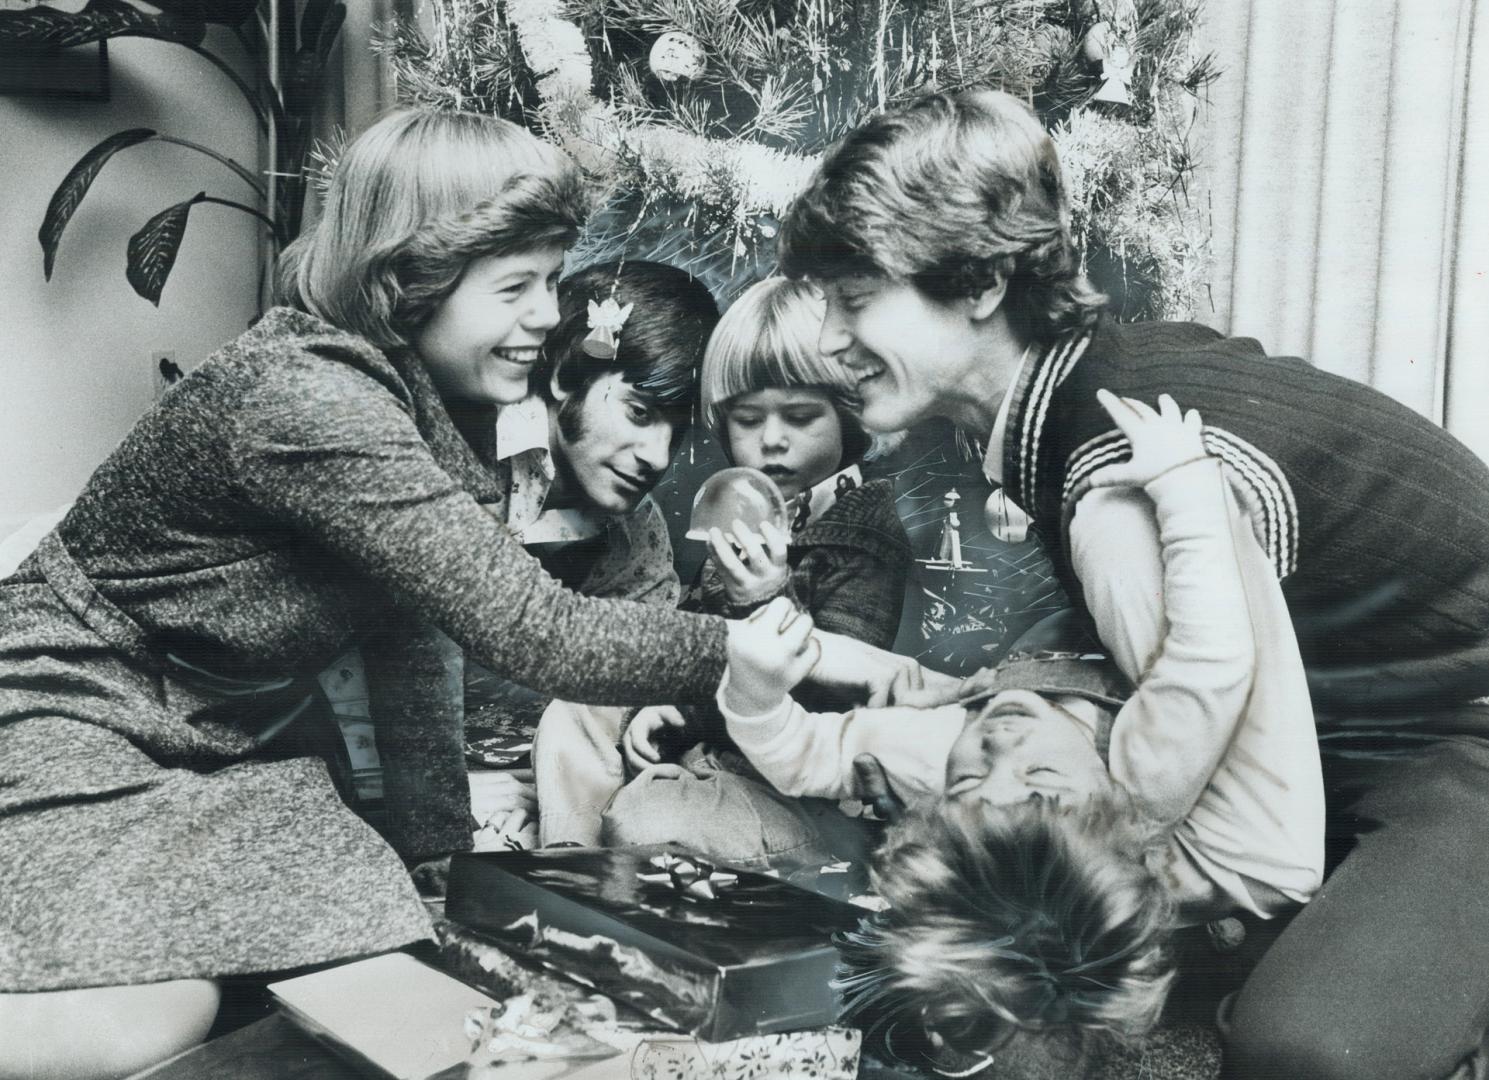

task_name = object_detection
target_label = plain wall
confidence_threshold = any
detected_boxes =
[0,34,263,535]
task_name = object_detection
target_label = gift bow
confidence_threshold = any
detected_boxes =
[581,298,634,359]
[636,853,740,901]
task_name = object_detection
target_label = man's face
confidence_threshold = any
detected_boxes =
[549,371,679,515]
[817,275,987,433]
[414,246,565,407]
[943,689,1112,807]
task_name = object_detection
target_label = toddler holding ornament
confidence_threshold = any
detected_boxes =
[536,276,916,851]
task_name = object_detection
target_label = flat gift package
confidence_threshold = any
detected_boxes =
[444,848,864,1042]
[268,952,499,1079]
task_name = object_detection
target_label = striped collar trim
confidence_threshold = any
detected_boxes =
[1004,327,1096,510]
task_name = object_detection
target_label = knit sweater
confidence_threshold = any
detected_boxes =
[693,477,911,650]
[1003,316,1489,714]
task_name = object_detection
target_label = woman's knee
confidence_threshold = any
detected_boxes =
[0,978,220,1080]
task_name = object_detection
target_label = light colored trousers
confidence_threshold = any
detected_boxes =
[533,700,875,872]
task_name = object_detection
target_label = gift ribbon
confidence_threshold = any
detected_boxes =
[636,853,740,902]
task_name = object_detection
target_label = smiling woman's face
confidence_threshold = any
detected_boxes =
[943,689,1112,806]
[413,245,566,407]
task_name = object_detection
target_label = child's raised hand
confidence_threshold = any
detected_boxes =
[1087,389,1208,489]
[708,519,790,606]
[622,705,688,773]
[722,595,820,716]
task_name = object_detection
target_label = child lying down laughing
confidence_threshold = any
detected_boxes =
[687,391,1324,1069]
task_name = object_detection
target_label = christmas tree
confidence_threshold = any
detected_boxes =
[377,0,1216,673]
[381,0,1214,316]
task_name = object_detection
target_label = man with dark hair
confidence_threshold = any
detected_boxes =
[487,259,718,604]
[778,87,1489,1080]
[507,261,730,848]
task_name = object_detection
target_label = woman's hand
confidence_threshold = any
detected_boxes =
[723,596,819,716]
[622,705,688,773]
[707,519,790,606]
[470,768,536,851]
[1088,390,1208,489]
[808,631,953,707]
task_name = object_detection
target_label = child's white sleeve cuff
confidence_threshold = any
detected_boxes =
[716,669,796,741]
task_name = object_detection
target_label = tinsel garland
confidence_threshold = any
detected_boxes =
[500,0,817,227]
[380,0,1214,313]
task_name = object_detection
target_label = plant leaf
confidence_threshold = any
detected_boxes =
[299,0,334,52]
[148,0,258,26]
[126,192,208,306]
[313,3,345,63]
[40,127,157,280]
[0,0,205,47]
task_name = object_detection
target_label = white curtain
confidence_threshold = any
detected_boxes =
[1197,0,1489,460]
[326,0,403,137]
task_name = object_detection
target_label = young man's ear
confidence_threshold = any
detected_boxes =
[967,271,1010,322]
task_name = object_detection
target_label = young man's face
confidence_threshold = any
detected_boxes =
[817,275,987,433]
[549,371,679,515]
[943,689,1112,806]
[415,246,566,407]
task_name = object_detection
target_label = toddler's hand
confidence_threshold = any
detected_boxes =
[470,768,536,851]
[885,665,964,708]
[722,596,819,716]
[1087,390,1207,489]
[851,754,907,823]
[708,519,790,606]
[622,705,688,773]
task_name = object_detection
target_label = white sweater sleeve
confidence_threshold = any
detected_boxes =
[717,672,963,805]
[1071,462,1324,918]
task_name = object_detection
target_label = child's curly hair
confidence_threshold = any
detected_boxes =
[837,794,1175,1074]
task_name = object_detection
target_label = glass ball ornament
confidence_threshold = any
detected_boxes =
[649,29,708,82]
[986,489,1031,544]
[686,467,788,543]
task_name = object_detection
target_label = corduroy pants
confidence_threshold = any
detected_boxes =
[1221,729,1489,1080]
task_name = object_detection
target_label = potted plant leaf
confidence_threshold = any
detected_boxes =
[0,0,344,305]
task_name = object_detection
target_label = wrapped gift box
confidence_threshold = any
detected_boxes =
[445,848,864,1042]
[268,952,498,1079]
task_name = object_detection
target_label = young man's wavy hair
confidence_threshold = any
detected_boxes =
[540,260,720,445]
[837,794,1175,1074]
[276,107,589,351]
[778,88,1107,344]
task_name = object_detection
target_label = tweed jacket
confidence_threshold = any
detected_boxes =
[1,303,726,840]
[0,307,731,989]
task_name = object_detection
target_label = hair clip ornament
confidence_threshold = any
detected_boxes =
[581,297,634,359]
